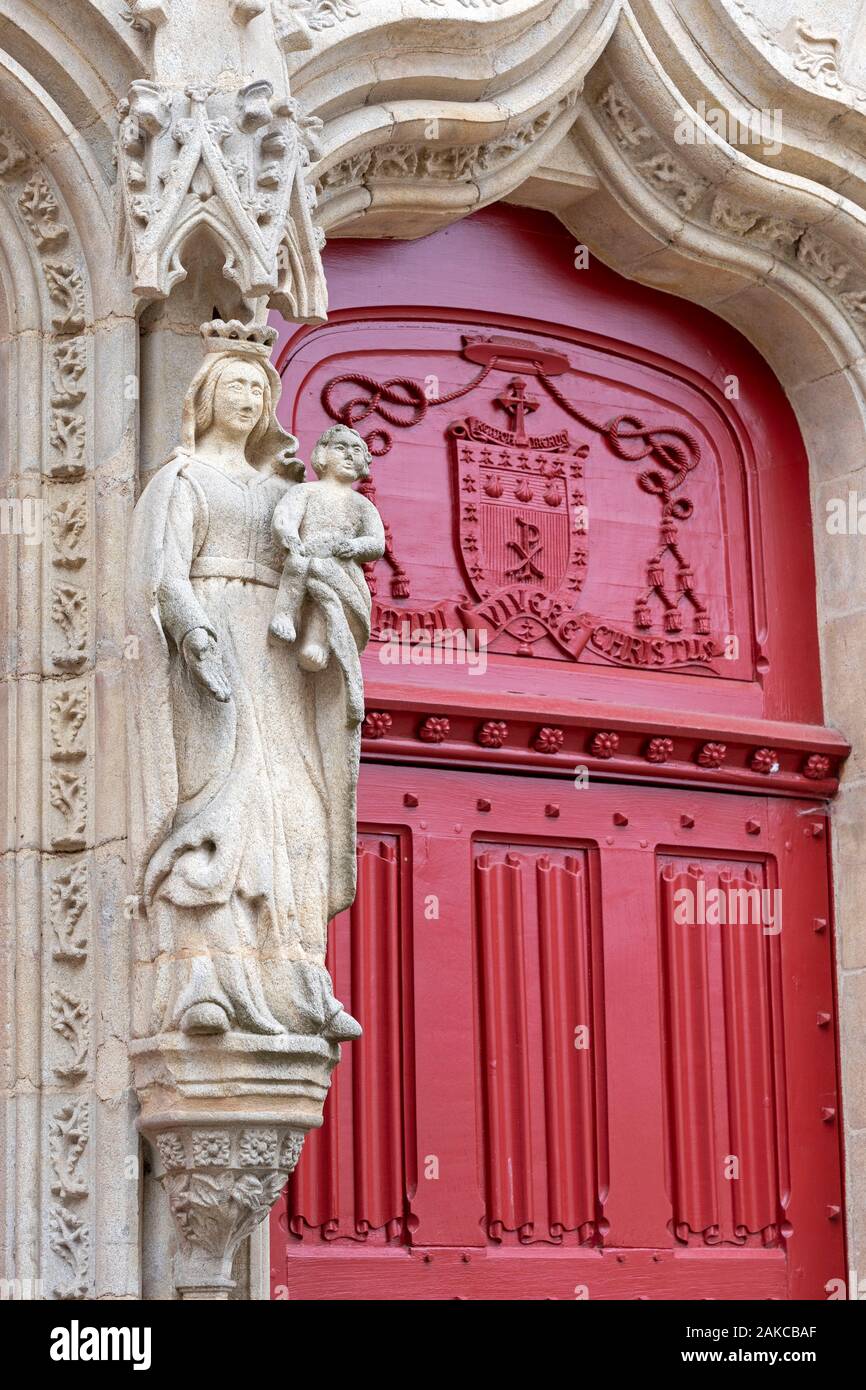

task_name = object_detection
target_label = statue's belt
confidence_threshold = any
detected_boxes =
[190,557,282,588]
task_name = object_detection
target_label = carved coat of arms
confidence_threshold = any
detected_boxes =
[450,377,592,658]
[320,333,723,672]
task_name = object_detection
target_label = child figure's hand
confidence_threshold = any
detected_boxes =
[305,535,349,559]
[331,538,356,560]
[276,528,304,555]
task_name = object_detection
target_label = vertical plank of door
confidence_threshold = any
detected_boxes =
[600,845,671,1248]
[770,799,845,1299]
[409,819,485,1246]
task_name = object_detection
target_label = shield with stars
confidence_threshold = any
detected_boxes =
[450,377,589,618]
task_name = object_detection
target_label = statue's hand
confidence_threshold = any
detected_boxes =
[304,537,338,559]
[182,627,231,702]
[331,538,356,560]
[275,528,306,559]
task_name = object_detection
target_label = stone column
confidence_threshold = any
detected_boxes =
[116,0,337,1301]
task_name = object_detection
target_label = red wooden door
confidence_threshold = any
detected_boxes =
[271,767,841,1300]
[269,207,846,1301]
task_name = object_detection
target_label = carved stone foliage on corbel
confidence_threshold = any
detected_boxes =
[594,83,866,342]
[133,1016,342,1296]
[115,78,327,319]
[151,1123,305,1298]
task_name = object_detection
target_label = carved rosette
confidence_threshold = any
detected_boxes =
[153,1122,305,1299]
[116,78,326,319]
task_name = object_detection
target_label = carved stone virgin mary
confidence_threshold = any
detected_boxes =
[126,319,367,1044]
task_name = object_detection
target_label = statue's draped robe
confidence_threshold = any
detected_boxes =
[126,450,366,1036]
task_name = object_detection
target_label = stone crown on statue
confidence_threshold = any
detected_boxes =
[200,318,278,358]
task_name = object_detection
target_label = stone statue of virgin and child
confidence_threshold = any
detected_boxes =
[126,319,385,1044]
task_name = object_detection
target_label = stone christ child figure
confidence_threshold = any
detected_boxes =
[269,425,386,673]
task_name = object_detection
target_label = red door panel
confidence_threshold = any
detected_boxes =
[474,843,601,1245]
[286,834,410,1243]
[658,857,785,1248]
[269,207,845,1303]
[271,765,843,1300]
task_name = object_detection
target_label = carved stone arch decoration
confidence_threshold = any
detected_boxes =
[567,13,866,414]
[0,53,139,1301]
[284,0,866,395]
[293,0,617,235]
[0,0,142,180]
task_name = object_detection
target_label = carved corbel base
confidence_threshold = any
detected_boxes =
[132,1032,340,1299]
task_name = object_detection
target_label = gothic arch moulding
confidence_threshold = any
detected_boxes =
[0,48,138,1301]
